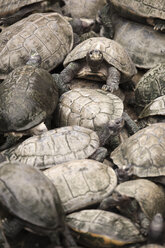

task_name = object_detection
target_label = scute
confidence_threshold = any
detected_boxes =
[44,159,117,213]
[64,37,137,78]
[111,123,165,177]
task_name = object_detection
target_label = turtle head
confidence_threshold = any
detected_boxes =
[86,49,103,72]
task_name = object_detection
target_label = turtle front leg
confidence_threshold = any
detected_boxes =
[153,19,165,31]
[102,66,121,92]
[0,221,10,248]
[99,192,130,210]
[60,62,82,84]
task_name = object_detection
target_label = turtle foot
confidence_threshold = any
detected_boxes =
[102,83,119,93]
[154,19,165,31]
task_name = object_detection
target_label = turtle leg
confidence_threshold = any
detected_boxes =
[153,19,165,31]
[60,62,82,84]
[102,66,121,93]
[2,217,24,238]
[89,147,108,162]
[99,192,130,210]
[0,133,22,151]
[0,221,10,248]
[122,112,140,135]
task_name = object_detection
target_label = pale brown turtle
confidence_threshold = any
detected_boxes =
[60,37,137,92]
[44,159,117,214]
[0,12,73,79]
[110,123,165,179]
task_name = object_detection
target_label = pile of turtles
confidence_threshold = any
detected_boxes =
[0,0,164,247]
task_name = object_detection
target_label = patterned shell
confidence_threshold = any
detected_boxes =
[44,159,117,213]
[57,88,124,130]
[64,37,137,78]
[2,126,100,169]
[0,12,73,79]
[0,0,43,16]
[111,0,165,19]
[111,123,165,177]
[138,95,165,119]
[135,63,165,107]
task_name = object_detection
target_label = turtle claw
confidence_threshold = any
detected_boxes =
[154,21,165,31]
[102,83,119,93]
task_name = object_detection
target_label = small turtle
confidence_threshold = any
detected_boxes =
[0,162,77,247]
[0,120,123,169]
[99,179,165,235]
[44,159,117,213]
[0,0,50,26]
[62,0,106,19]
[57,88,124,130]
[135,63,165,108]
[0,51,59,150]
[60,37,137,92]
[138,95,165,128]
[110,123,165,180]
[66,209,145,247]
[0,12,73,79]
[101,0,165,38]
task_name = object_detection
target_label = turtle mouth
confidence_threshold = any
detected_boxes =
[86,50,103,72]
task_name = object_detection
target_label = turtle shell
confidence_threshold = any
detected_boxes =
[0,64,58,132]
[44,159,117,213]
[114,18,165,69]
[138,95,165,119]
[111,0,165,20]
[135,63,165,107]
[0,0,44,17]
[0,12,73,79]
[0,162,65,231]
[62,0,106,19]
[114,179,165,220]
[63,37,137,79]
[57,88,124,130]
[66,209,145,247]
[2,126,100,169]
[110,123,165,178]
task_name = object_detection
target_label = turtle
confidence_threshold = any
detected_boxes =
[0,51,59,150]
[62,0,106,19]
[0,120,123,169]
[135,63,165,108]
[0,162,78,247]
[0,12,73,79]
[66,209,145,247]
[0,0,51,26]
[110,123,165,180]
[100,0,165,39]
[44,159,117,214]
[99,179,165,235]
[137,95,165,128]
[59,37,137,93]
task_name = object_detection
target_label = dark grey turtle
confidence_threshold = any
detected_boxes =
[60,37,137,92]
[44,159,117,213]
[110,123,165,179]
[99,179,165,235]
[57,88,124,130]
[0,121,123,169]
[66,209,145,247]
[0,162,77,247]
[0,0,51,26]
[62,0,106,19]
[138,95,165,128]
[0,51,59,150]
[135,63,165,108]
[102,0,165,39]
[0,12,73,79]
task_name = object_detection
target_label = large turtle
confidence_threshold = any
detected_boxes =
[0,162,77,247]
[0,51,59,150]
[0,120,123,169]
[66,209,145,247]
[59,37,137,92]
[102,0,165,38]
[0,12,73,79]
[0,0,51,26]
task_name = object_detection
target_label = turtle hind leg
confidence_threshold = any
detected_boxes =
[153,19,165,31]
[102,66,121,93]
[0,221,10,248]
[2,218,24,239]
[0,133,22,151]
[89,147,108,162]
